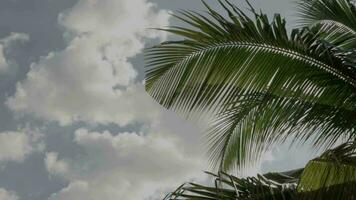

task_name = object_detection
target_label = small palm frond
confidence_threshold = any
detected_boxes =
[297,0,356,28]
[163,169,302,200]
[297,0,356,30]
[145,0,356,171]
[297,0,356,67]
[298,141,356,199]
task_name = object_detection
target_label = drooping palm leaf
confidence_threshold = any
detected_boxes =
[163,169,301,200]
[207,91,356,171]
[298,141,356,199]
[145,0,356,171]
[164,142,356,200]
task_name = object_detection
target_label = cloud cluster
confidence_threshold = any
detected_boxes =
[45,152,69,177]
[0,188,19,200]
[7,0,170,126]
[0,33,29,73]
[0,0,284,200]
[7,44,161,125]
[0,130,43,164]
[2,1,280,200]
[48,129,204,200]
[6,0,207,199]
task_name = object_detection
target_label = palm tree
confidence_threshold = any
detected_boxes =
[145,0,356,199]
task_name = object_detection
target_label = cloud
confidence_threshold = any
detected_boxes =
[48,129,204,200]
[45,152,69,177]
[6,37,161,126]
[58,0,169,40]
[0,129,43,163]
[6,0,169,126]
[0,188,18,200]
[0,32,29,73]
[6,1,208,199]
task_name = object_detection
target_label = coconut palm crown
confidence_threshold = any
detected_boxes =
[145,0,356,199]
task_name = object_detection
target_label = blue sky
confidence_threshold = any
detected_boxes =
[0,0,318,199]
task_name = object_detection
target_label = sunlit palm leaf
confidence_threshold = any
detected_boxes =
[298,142,356,199]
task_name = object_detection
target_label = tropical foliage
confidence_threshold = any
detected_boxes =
[162,142,356,199]
[145,0,356,199]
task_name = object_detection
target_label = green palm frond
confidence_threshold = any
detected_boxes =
[164,142,356,200]
[163,169,301,200]
[298,141,356,199]
[207,91,356,171]
[145,0,356,171]
[145,0,356,198]
[297,0,356,30]
[297,0,356,67]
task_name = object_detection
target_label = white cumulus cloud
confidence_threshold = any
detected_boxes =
[6,1,210,200]
[0,188,19,200]
[48,129,204,200]
[7,37,161,125]
[7,0,170,126]
[45,152,69,177]
[0,130,43,163]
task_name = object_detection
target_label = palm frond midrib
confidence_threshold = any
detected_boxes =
[148,41,356,89]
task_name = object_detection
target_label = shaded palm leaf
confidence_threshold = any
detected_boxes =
[163,169,301,200]
[164,142,356,200]
[207,91,355,171]
[298,141,356,199]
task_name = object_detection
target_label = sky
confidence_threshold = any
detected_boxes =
[0,0,320,200]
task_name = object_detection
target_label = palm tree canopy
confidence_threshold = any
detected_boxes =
[145,0,356,171]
